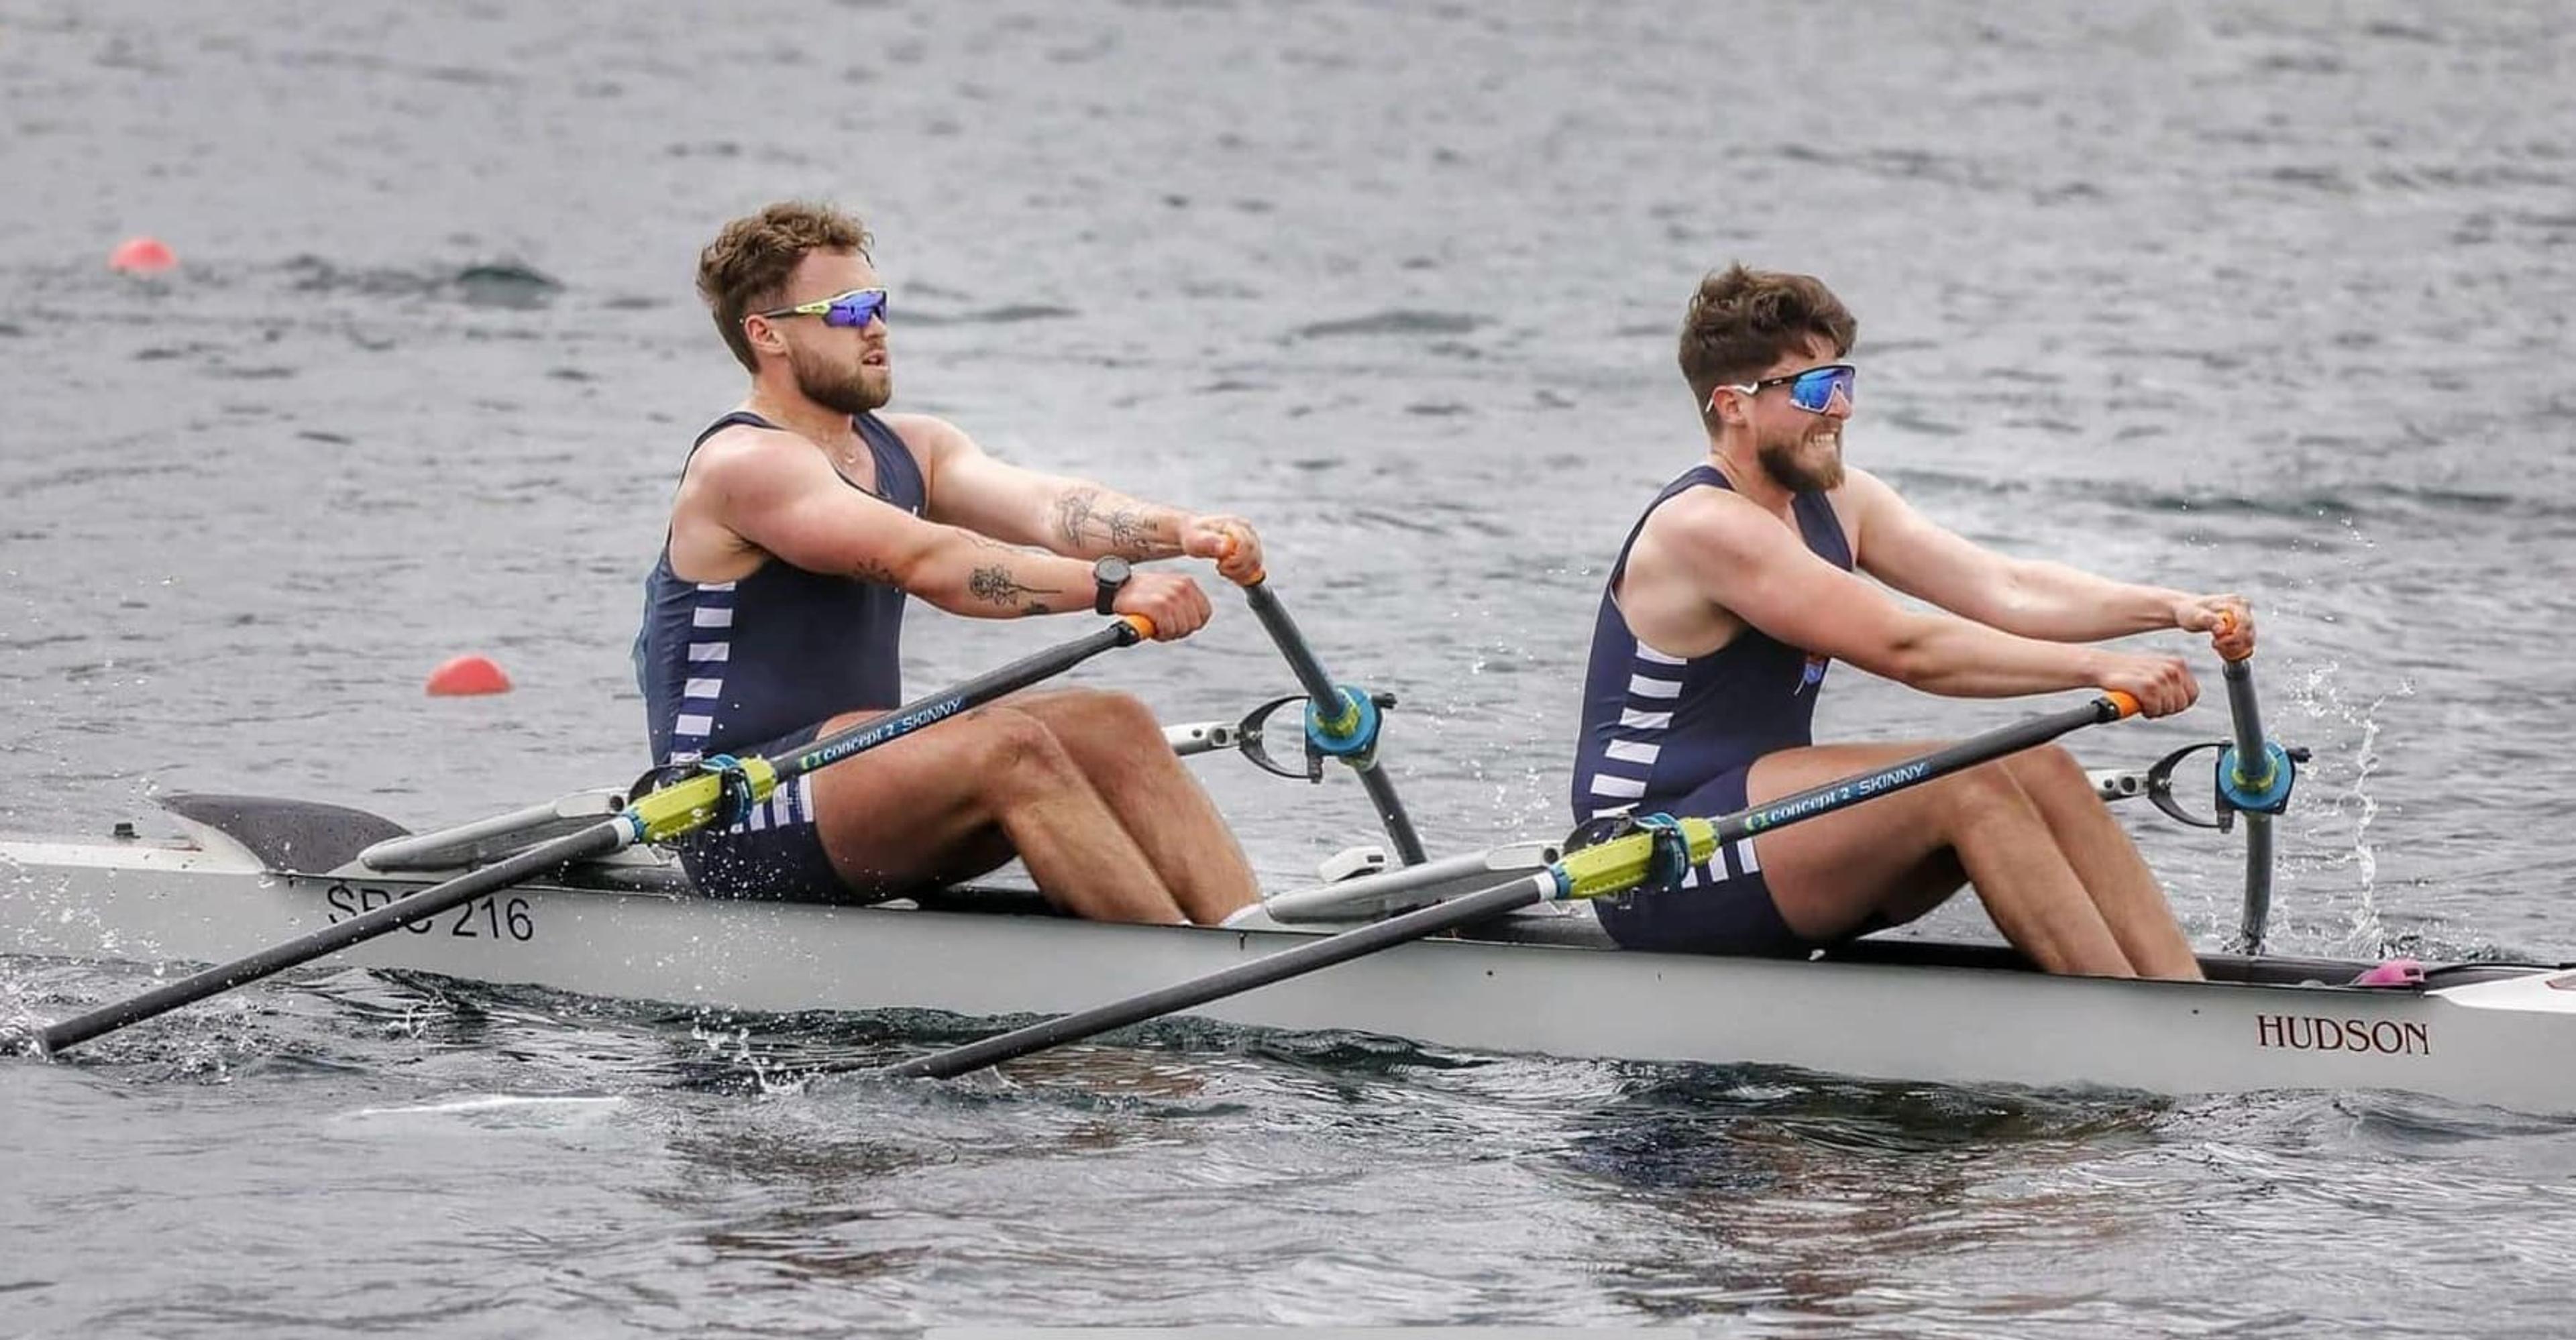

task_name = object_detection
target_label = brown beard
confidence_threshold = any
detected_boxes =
[1758,424,1845,492]
[789,341,892,415]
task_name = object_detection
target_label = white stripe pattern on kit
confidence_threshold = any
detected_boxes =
[1580,636,1761,888]
[667,581,735,767]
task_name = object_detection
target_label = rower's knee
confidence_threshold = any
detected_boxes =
[970,708,1080,789]
[2010,743,2090,795]
[1082,689,1163,739]
[1048,688,1169,763]
[1941,760,2036,833]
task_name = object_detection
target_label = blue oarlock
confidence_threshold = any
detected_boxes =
[1304,685,1382,760]
[2216,740,2298,816]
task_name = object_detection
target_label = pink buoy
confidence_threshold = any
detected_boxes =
[108,236,178,273]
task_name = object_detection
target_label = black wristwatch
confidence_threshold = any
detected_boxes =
[1092,555,1132,615]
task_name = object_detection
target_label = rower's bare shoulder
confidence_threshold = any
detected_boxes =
[1639,485,1772,563]
[686,421,824,498]
[691,418,794,463]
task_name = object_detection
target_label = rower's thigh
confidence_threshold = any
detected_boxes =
[805,706,1055,893]
[1744,742,1988,937]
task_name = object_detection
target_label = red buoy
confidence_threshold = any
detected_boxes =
[108,237,178,274]
[426,654,513,696]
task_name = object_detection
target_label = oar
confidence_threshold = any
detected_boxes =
[1226,546,1427,865]
[23,616,1159,1058]
[2209,612,2293,955]
[888,691,2140,1080]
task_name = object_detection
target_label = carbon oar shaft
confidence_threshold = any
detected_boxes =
[886,873,1559,1080]
[892,692,2137,1080]
[29,617,1152,1058]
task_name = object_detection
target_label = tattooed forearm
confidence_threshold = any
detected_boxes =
[1053,487,1099,551]
[851,557,900,585]
[1104,506,1152,553]
[1051,485,1179,559]
[966,563,1064,611]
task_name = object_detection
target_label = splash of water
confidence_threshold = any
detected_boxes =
[686,1016,811,1097]
[2281,659,2408,956]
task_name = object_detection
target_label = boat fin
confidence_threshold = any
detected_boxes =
[158,793,411,875]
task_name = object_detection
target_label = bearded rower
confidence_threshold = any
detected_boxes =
[1568,264,2256,979]
[636,201,1264,927]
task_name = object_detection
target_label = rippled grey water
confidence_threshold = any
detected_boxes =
[5,0,2575,1333]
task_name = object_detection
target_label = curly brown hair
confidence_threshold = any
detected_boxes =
[697,201,874,372]
[1678,265,1858,423]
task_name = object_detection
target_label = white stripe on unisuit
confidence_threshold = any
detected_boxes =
[1627,674,1682,700]
[674,713,713,738]
[1603,739,1661,766]
[1619,708,1673,730]
[1735,839,1760,873]
[696,581,737,592]
[1589,774,1648,799]
[1634,643,1686,666]
[1589,803,1636,820]
[693,606,735,628]
[796,774,814,823]
[683,677,722,699]
[687,642,731,663]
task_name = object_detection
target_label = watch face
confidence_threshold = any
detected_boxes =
[1093,555,1132,613]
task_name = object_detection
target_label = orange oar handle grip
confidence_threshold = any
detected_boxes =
[2214,610,2253,665]
[1119,613,1157,641]
[2102,690,2142,720]
[1219,535,1266,587]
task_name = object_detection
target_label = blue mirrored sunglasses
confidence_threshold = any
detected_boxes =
[1724,363,1856,414]
[753,287,889,329]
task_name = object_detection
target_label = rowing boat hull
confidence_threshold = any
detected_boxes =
[7,832,2575,1111]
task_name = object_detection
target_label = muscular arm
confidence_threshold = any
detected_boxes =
[694,430,1091,617]
[1634,488,2122,699]
[1841,468,2188,641]
[891,412,1190,559]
